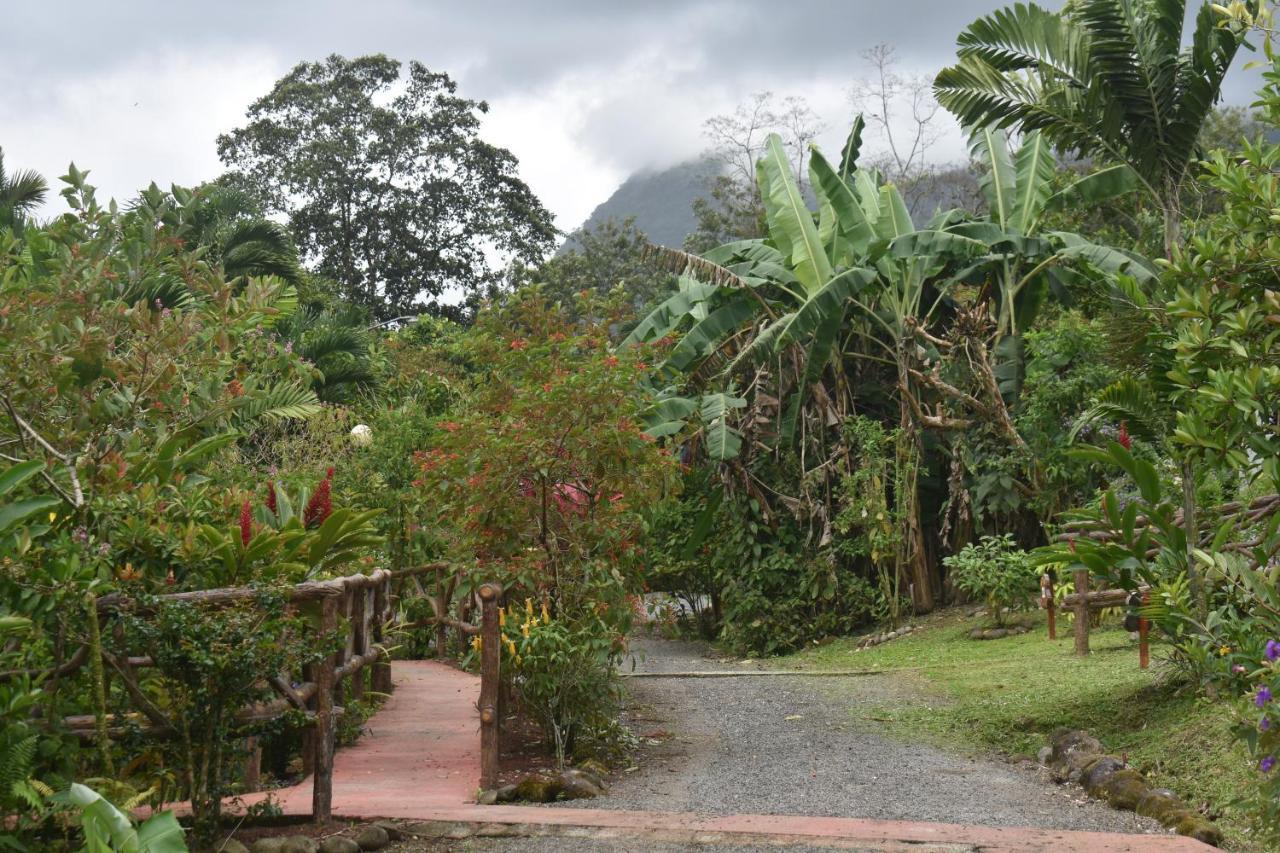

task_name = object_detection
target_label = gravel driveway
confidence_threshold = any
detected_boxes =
[547,636,1163,833]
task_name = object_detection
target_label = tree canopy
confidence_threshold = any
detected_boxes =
[217,54,557,320]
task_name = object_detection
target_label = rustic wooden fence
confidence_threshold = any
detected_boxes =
[7,563,468,821]
[1039,569,1150,667]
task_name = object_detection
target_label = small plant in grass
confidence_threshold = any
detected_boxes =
[944,534,1035,628]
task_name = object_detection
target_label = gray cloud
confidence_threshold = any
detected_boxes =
[2,1,1266,228]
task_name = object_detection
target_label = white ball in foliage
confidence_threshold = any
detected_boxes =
[350,424,373,447]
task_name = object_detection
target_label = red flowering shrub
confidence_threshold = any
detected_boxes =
[415,293,679,634]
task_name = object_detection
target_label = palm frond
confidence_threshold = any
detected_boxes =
[1070,376,1166,443]
[234,383,322,423]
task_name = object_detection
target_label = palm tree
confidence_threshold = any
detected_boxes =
[275,309,376,403]
[0,148,47,236]
[186,184,303,284]
[934,0,1256,258]
[137,182,303,285]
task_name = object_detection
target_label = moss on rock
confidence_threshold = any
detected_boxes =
[1100,769,1148,810]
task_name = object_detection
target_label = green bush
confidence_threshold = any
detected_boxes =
[500,604,625,766]
[944,534,1035,627]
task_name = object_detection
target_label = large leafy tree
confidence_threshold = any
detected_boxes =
[0,148,47,237]
[217,54,557,320]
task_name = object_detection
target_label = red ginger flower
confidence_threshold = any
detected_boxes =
[266,481,277,514]
[240,500,253,546]
[304,467,334,528]
[1118,421,1132,450]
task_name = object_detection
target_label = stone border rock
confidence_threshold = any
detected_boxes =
[1039,728,1222,847]
[856,624,918,650]
[245,823,392,853]
[967,624,1032,640]
[478,766,609,805]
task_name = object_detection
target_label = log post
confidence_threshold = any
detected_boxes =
[311,594,338,821]
[350,586,367,702]
[1040,573,1056,641]
[372,577,392,694]
[1073,568,1090,656]
[1139,590,1150,670]
[435,565,448,659]
[300,626,317,778]
[242,736,262,792]
[478,583,501,791]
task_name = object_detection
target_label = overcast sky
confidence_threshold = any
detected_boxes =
[2,1,1265,232]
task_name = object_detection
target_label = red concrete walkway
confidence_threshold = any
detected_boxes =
[241,660,1210,851]
[240,660,480,816]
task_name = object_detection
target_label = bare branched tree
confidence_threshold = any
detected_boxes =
[689,92,823,251]
[851,44,942,187]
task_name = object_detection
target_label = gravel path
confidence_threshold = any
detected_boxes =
[532,636,1163,833]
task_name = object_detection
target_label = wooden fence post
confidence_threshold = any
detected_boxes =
[312,594,338,821]
[1041,573,1056,641]
[478,583,501,791]
[350,585,367,702]
[435,566,448,658]
[1073,568,1090,656]
[242,736,262,792]
[1139,590,1150,670]
[372,576,392,694]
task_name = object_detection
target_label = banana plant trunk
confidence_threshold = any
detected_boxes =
[896,342,935,613]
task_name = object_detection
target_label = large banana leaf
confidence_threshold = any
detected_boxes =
[887,229,991,261]
[640,394,700,439]
[622,277,719,346]
[701,393,747,461]
[971,126,1016,229]
[838,115,866,180]
[809,149,876,259]
[873,183,914,242]
[756,134,832,294]
[1050,232,1158,284]
[770,268,877,351]
[1046,164,1141,212]
[1012,130,1054,234]
[662,292,760,375]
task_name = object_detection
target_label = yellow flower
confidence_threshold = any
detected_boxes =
[521,622,530,638]
[1219,645,1232,656]
[471,635,482,651]
[504,637,516,656]
[525,598,534,616]
[499,608,506,627]
[541,601,550,622]
[47,512,57,523]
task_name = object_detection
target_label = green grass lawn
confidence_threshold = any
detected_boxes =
[776,609,1260,849]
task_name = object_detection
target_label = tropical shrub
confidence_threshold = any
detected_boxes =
[944,534,1035,627]
[121,591,333,838]
[498,600,625,766]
